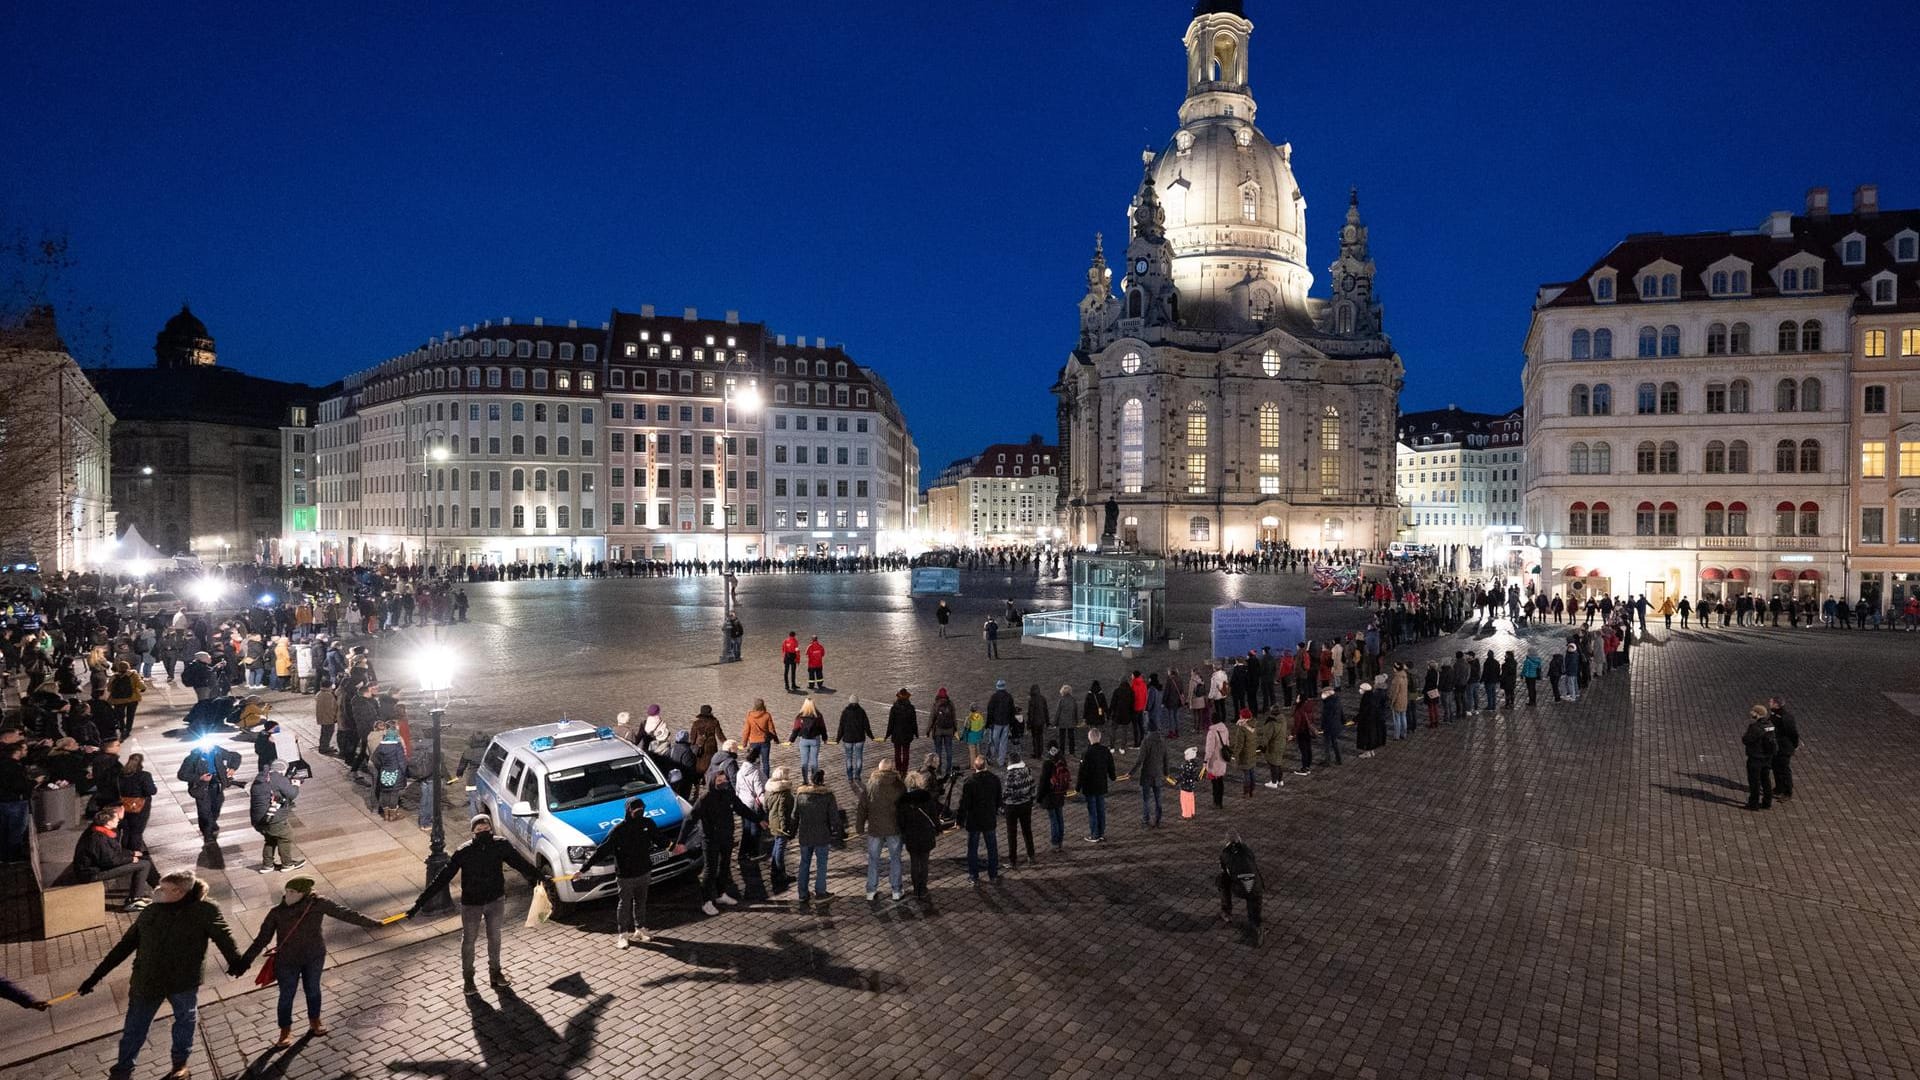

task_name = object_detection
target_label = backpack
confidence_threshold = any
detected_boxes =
[1222,842,1259,893]
[1048,759,1070,800]
[110,673,134,699]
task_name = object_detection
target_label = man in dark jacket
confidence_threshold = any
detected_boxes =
[956,755,1002,883]
[177,740,241,842]
[408,814,539,993]
[1134,727,1168,827]
[1024,684,1050,760]
[984,680,1017,767]
[1317,688,1346,766]
[1077,728,1116,842]
[687,768,758,913]
[1218,831,1266,945]
[885,689,918,773]
[578,797,663,946]
[248,762,303,872]
[836,696,874,788]
[72,808,160,910]
[1742,706,1778,811]
[343,683,383,778]
[791,770,838,904]
[1768,697,1800,799]
[79,871,243,1080]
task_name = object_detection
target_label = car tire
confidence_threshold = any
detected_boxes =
[537,858,576,921]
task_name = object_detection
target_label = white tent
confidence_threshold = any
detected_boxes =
[105,525,168,573]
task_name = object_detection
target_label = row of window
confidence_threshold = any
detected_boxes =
[1118,400,1338,494]
[606,433,755,457]
[1858,507,1920,545]
[402,366,597,393]
[379,503,598,532]
[771,508,870,531]
[432,339,599,362]
[620,343,749,364]
[607,500,758,530]
[773,414,870,433]
[1565,500,1822,538]
[1857,440,1920,479]
[1565,438,1833,475]
[1567,320,1825,360]
[1568,377,1825,417]
[772,446,871,466]
[1861,329,1920,358]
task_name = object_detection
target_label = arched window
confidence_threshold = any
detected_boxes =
[1659,325,1681,356]
[1704,440,1727,473]
[1776,502,1798,534]
[1660,273,1678,297]
[533,469,548,492]
[1658,501,1679,536]
[1189,516,1212,542]
[1568,501,1589,534]
[1728,439,1750,473]
[1571,329,1591,359]
[555,469,570,493]
[1729,379,1751,413]
[1636,440,1658,474]
[1801,319,1823,351]
[1637,326,1658,357]
[1590,501,1611,533]
[1257,402,1281,493]
[1569,384,1590,416]
[1636,383,1658,415]
[1591,441,1612,473]
[1727,501,1749,536]
[512,505,525,528]
[1776,379,1797,412]
[1569,442,1590,474]
[1732,269,1748,293]
[1705,381,1728,413]
[1704,501,1726,535]
[1803,268,1820,290]
[1658,440,1679,473]
[1800,377,1822,411]
[1119,399,1145,493]
[556,506,570,529]
[1636,501,1657,536]
[1729,322,1751,353]
[1127,289,1144,319]
[511,468,525,491]
[1659,382,1680,413]
[1241,187,1257,222]
[1706,323,1728,355]
[1778,320,1799,352]
[534,505,548,529]
[1783,268,1800,291]
[1775,440,1797,473]
[1711,271,1729,295]
[1640,274,1658,296]
[1798,501,1820,536]
[1592,384,1612,415]
[1593,328,1613,358]
[1799,439,1821,473]
[1319,406,1342,496]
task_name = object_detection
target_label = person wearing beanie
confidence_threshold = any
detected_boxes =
[1742,705,1778,811]
[1318,687,1346,766]
[885,688,918,773]
[408,812,540,994]
[641,703,669,750]
[238,876,384,1047]
[1230,707,1261,797]
[1203,707,1233,808]
[578,796,664,948]
[1177,746,1202,818]
[929,688,958,776]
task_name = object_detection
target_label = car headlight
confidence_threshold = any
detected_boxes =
[566,846,596,866]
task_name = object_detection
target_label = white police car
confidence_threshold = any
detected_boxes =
[470,721,696,905]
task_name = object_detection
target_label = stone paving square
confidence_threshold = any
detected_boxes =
[6,569,1920,1079]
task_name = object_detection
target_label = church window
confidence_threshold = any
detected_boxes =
[1119,399,1145,494]
[1241,186,1257,222]
[1261,348,1280,377]
[1257,402,1280,448]
[1187,453,1207,494]
[1120,350,1142,374]
[1127,289,1144,319]
[1335,303,1354,334]
[1319,406,1341,496]
[1189,516,1211,543]
[1186,401,1208,447]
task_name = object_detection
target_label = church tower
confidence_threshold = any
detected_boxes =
[1324,189,1385,339]
[154,304,216,368]
[1120,156,1179,330]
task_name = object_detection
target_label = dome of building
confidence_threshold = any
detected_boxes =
[154,303,217,368]
[161,304,208,341]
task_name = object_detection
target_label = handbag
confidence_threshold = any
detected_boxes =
[120,796,148,815]
[255,899,316,987]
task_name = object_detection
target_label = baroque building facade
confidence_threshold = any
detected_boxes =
[1055,1,1403,553]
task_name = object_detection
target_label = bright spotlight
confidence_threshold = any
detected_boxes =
[128,560,151,577]
[192,578,226,606]
[415,643,458,694]
[734,384,762,414]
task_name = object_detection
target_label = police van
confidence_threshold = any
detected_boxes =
[469,721,696,905]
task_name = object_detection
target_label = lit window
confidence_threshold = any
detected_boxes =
[1187,452,1208,494]
[1863,440,1887,478]
[1319,406,1341,495]
[1865,329,1887,357]
[1119,399,1145,493]
[1901,441,1920,477]
[1186,401,1208,447]
[1120,350,1141,374]
[1261,348,1281,377]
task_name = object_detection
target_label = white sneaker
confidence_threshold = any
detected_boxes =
[715,893,740,907]
[890,892,903,902]
[701,901,720,916]
[632,929,652,943]
[614,933,630,950]
[1263,781,1279,789]
[865,890,877,901]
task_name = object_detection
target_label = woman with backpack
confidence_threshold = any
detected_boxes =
[1037,744,1071,850]
[372,729,407,820]
[1082,680,1107,742]
[105,661,143,741]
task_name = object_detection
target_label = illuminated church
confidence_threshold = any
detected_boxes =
[1055,0,1403,552]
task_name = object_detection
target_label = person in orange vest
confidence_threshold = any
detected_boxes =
[781,632,800,693]
[805,636,826,691]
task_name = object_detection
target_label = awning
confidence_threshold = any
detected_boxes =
[1729,568,1753,582]
[1700,567,1726,582]
[1588,569,1604,577]
[1771,569,1795,582]
[1799,569,1822,581]
[1563,566,1584,577]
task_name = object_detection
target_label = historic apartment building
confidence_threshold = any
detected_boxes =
[1394,406,1523,558]
[1055,1,1403,553]
[923,436,1060,546]
[303,307,919,566]
[1520,185,1916,607]
[0,307,115,572]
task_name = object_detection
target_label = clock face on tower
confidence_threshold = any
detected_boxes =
[1135,258,1149,274]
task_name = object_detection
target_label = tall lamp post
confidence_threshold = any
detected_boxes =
[718,381,761,615]
[413,641,458,915]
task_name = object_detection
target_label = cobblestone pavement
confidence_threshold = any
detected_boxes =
[9,571,1920,1079]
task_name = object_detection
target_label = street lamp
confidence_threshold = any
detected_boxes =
[719,381,760,614]
[413,641,458,915]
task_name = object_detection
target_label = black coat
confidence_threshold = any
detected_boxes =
[1770,710,1800,757]
[416,833,537,910]
[71,825,134,881]
[578,812,662,879]
[885,699,919,744]
[836,703,874,743]
[956,770,1002,832]
[1076,744,1116,795]
[897,789,939,854]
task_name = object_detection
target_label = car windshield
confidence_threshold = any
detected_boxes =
[544,757,663,812]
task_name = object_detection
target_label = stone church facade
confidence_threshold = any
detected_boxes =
[1055,1,1403,553]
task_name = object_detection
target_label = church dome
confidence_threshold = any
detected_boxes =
[154,303,217,368]
[161,304,209,342]
[1150,119,1305,263]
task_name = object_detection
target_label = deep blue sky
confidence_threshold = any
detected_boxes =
[5,1,1918,479]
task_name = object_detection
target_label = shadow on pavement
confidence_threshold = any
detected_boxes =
[388,987,611,1080]
[1652,783,1747,808]
[1682,772,1747,792]
[636,928,898,992]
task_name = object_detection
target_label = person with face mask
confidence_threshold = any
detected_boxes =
[79,871,244,1080]
[577,796,664,947]
[407,814,540,994]
[237,876,383,1048]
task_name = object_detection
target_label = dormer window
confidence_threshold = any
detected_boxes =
[1711,271,1729,295]
[1782,268,1799,291]
[1593,275,1615,301]
[1640,274,1658,297]
[1871,273,1897,305]
[1842,234,1866,265]
[1895,231,1919,262]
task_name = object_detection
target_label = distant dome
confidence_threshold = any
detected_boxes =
[154,303,216,369]
[162,304,208,341]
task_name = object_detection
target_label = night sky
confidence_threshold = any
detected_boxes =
[5,1,1918,479]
